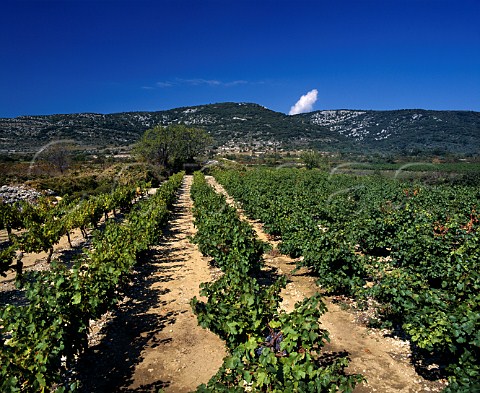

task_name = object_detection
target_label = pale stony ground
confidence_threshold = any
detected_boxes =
[75,175,227,392]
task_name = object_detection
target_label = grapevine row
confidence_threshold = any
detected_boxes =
[189,172,363,392]
[0,171,184,392]
[214,168,480,392]
[0,184,139,278]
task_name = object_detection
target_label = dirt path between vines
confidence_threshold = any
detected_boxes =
[76,176,227,392]
[205,176,447,393]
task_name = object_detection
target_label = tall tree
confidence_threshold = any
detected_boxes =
[134,124,212,169]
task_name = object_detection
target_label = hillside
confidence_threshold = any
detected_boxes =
[299,109,480,155]
[1,103,478,156]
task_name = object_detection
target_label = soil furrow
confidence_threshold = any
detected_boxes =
[76,175,227,392]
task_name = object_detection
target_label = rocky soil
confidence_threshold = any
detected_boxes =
[0,184,45,203]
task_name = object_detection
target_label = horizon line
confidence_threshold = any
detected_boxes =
[2,102,479,118]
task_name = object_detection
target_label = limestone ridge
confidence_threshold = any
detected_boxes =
[1,102,478,155]
[301,109,480,155]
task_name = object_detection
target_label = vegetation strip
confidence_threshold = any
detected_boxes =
[190,172,363,392]
[0,172,184,392]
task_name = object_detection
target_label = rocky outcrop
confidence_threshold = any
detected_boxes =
[0,185,43,204]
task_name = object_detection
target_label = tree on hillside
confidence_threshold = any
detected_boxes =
[300,150,328,170]
[31,140,77,175]
[134,124,213,170]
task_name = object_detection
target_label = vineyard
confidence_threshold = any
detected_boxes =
[190,172,363,392]
[214,168,480,392]
[1,166,478,392]
[0,172,184,391]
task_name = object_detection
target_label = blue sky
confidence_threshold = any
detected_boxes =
[1,0,479,117]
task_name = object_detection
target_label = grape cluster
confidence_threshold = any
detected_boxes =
[255,327,287,357]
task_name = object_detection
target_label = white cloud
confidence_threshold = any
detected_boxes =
[224,80,248,87]
[289,89,318,115]
[181,78,222,86]
[156,81,174,88]
[151,78,249,89]
[179,78,249,87]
